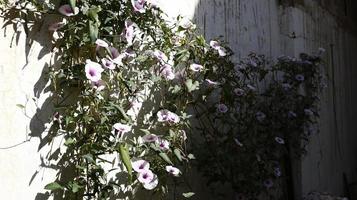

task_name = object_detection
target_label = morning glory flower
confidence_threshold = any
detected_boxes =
[138,169,154,184]
[156,139,170,151]
[304,109,314,116]
[157,109,180,124]
[48,19,67,31]
[91,80,105,91]
[58,4,79,17]
[95,39,109,48]
[142,134,159,143]
[256,111,266,122]
[263,179,274,189]
[205,79,220,86]
[131,0,146,13]
[217,103,228,113]
[165,166,181,176]
[160,64,175,80]
[209,40,227,57]
[189,63,204,72]
[274,167,282,177]
[295,74,305,81]
[143,174,158,190]
[85,60,104,82]
[288,111,297,118]
[125,20,135,45]
[275,137,285,144]
[153,50,168,63]
[112,123,132,138]
[234,88,245,96]
[132,159,150,173]
[101,58,115,70]
[179,17,194,29]
[109,47,120,59]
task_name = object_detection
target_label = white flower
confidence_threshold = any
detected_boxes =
[138,169,154,184]
[131,0,146,13]
[189,63,204,72]
[125,20,135,45]
[142,134,159,143]
[153,50,168,62]
[58,4,79,17]
[160,64,175,80]
[95,39,109,48]
[209,40,226,57]
[157,109,180,124]
[101,58,115,70]
[205,79,220,86]
[165,166,181,176]
[132,159,150,173]
[143,174,158,190]
[156,139,170,151]
[85,60,104,82]
[112,123,132,137]
[179,17,193,29]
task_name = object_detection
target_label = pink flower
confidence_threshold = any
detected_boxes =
[132,159,150,173]
[112,123,132,138]
[165,166,181,176]
[91,80,105,91]
[125,20,135,45]
[157,109,180,124]
[85,60,104,82]
[153,50,168,63]
[234,88,244,96]
[189,63,204,72]
[131,0,146,13]
[58,4,79,17]
[217,103,228,113]
[143,174,158,190]
[142,134,159,143]
[109,47,120,59]
[138,169,154,184]
[95,39,109,48]
[101,58,115,70]
[160,64,175,80]
[205,79,219,86]
[209,40,226,57]
[156,139,170,151]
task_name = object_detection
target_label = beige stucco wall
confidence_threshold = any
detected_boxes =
[1,0,357,199]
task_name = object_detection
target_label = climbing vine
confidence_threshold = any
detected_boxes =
[1,0,325,199]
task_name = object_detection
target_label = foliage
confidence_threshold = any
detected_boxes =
[1,0,325,199]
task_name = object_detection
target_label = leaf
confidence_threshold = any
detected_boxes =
[119,144,132,182]
[110,103,131,122]
[82,154,94,163]
[69,0,76,11]
[183,192,195,198]
[174,149,183,162]
[89,20,99,43]
[64,137,75,146]
[16,104,25,109]
[187,154,196,160]
[69,181,81,193]
[45,182,63,191]
[159,152,173,165]
[140,129,151,135]
[185,79,199,93]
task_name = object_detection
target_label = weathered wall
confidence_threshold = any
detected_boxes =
[1,0,357,199]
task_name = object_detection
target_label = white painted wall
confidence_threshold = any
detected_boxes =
[1,0,357,199]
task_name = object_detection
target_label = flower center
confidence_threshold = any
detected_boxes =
[89,69,96,76]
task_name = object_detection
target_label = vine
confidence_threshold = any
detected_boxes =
[1,0,325,199]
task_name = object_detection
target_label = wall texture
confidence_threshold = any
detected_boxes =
[0,0,357,199]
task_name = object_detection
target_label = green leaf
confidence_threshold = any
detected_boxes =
[187,154,196,160]
[45,182,64,191]
[69,0,76,11]
[82,154,94,163]
[183,192,195,198]
[185,79,199,93]
[159,152,173,165]
[16,104,25,109]
[174,149,183,162]
[119,144,132,182]
[69,181,81,193]
[140,129,151,135]
[64,137,75,146]
[89,20,99,43]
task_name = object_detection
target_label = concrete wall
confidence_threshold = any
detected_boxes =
[1,0,357,199]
